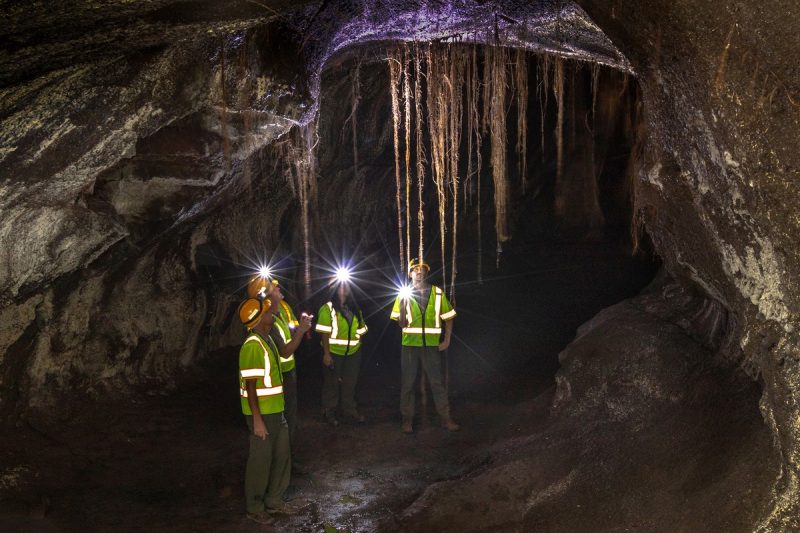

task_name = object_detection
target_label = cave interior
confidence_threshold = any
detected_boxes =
[1,1,799,531]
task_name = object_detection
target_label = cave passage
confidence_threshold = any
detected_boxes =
[3,0,796,530]
[0,44,664,532]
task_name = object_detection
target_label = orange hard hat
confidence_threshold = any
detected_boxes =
[238,298,272,330]
[246,275,278,299]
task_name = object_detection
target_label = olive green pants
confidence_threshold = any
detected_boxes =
[401,345,450,419]
[282,369,298,446]
[321,349,362,415]
[244,412,290,513]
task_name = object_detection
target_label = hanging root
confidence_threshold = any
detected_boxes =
[414,42,426,261]
[487,43,510,260]
[388,48,405,271]
[425,43,449,291]
[471,45,484,285]
[403,45,413,268]
[538,54,551,160]
[554,57,565,192]
[449,46,466,302]
[515,48,528,194]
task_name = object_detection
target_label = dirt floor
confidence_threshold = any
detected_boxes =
[0,361,554,532]
[0,241,673,532]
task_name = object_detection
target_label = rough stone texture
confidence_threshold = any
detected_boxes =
[395,275,777,532]
[1,0,799,528]
[573,1,800,528]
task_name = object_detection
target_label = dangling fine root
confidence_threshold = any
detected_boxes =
[448,46,466,302]
[403,45,413,269]
[414,42,426,262]
[486,43,510,266]
[425,43,449,291]
[514,48,529,194]
[387,48,405,271]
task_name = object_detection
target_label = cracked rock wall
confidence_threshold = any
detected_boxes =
[575,0,800,528]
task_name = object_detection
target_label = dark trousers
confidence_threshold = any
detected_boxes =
[282,369,298,446]
[401,345,450,419]
[322,349,362,415]
[244,413,290,513]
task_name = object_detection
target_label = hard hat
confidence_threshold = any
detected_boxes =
[408,258,430,275]
[238,298,272,330]
[246,275,279,299]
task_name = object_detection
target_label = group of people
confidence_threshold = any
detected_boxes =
[234,258,459,523]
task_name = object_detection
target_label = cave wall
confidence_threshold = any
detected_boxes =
[1,0,799,528]
[573,1,800,528]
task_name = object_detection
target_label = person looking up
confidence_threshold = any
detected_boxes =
[390,258,459,434]
[315,280,368,426]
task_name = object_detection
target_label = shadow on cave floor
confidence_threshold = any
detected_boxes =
[0,240,772,532]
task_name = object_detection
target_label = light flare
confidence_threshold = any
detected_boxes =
[398,284,413,300]
[258,265,272,279]
[335,266,353,284]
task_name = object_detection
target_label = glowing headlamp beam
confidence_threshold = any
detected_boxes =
[258,265,272,279]
[398,284,413,300]
[335,267,352,284]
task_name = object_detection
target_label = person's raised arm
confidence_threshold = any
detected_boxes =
[280,313,312,355]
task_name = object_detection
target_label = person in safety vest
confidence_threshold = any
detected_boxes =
[390,258,460,434]
[247,275,304,458]
[237,295,311,523]
[315,279,368,426]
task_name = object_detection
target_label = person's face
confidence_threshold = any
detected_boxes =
[410,266,428,285]
[268,284,283,313]
[337,283,350,302]
[255,307,275,331]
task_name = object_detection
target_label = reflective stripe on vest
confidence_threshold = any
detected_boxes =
[242,334,276,388]
[239,332,284,415]
[401,287,443,335]
[318,302,363,353]
[274,316,295,365]
[240,386,284,397]
[328,302,339,338]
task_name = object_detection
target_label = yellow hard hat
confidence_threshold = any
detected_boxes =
[408,258,430,275]
[238,298,271,330]
[246,275,279,299]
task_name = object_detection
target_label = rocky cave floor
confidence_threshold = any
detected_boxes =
[0,242,778,532]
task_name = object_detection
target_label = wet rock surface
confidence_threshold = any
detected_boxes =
[2,0,799,529]
[0,260,773,532]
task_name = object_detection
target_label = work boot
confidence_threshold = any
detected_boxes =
[246,511,273,524]
[441,417,461,432]
[401,418,413,434]
[323,410,339,427]
[267,498,309,515]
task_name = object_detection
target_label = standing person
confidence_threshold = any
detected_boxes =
[390,258,460,434]
[315,281,368,426]
[247,276,303,447]
[266,281,311,473]
[237,296,310,524]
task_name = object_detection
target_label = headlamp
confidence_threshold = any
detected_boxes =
[398,284,413,301]
[335,267,352,284]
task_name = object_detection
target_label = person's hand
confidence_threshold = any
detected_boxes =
[299,313,313,332]
[253,416,268,440]
[438,338,450,351]
[323,353,333,368]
